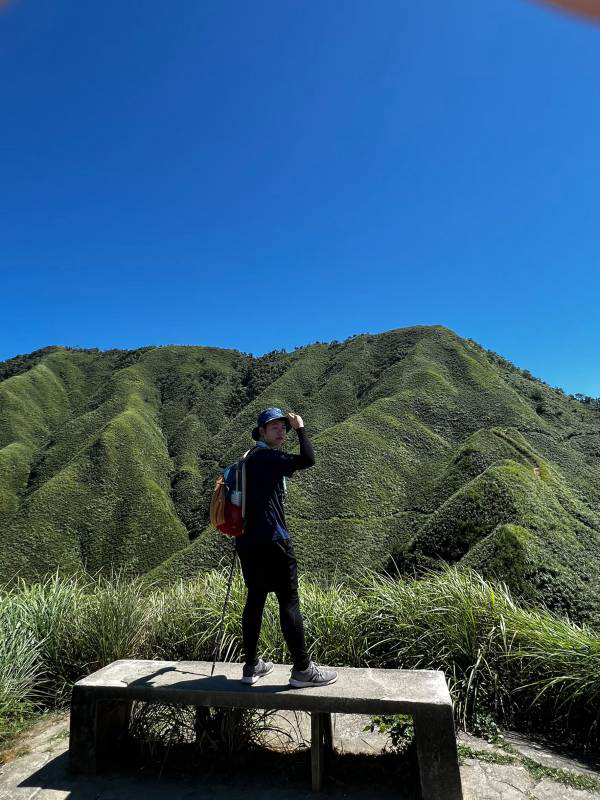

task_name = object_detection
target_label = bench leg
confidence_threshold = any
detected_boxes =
[69,687,131,774]
[413,707,463,800]
[311,711,333,791]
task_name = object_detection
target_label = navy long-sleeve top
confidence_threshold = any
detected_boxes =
[235,427,315,552]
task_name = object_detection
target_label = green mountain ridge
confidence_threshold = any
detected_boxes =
[1,326,599,620]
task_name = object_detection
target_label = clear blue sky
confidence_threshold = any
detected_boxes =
[1,0,598,396]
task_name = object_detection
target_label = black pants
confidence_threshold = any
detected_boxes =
[236,538,310,672]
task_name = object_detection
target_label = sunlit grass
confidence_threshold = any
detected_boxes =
[2,564,600,752]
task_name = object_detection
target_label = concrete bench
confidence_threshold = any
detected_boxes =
[69,659,463,799]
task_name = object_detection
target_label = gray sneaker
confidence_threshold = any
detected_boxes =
[289,661,338,688]
[241,658,274,685]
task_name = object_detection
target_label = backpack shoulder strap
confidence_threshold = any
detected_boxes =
[242,445,266,461]
[240,445,266,523]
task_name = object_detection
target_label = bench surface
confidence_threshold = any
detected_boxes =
[74,659,452,715]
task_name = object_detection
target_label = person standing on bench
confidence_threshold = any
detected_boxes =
[237,407,338,688]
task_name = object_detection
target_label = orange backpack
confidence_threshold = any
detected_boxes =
[209,446,262,536]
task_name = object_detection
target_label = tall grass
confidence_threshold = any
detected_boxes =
[2,565,600,752]
[356,567,518,728]
[0,598,42,740]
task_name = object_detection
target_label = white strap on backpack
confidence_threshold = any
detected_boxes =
[241,446,261,528]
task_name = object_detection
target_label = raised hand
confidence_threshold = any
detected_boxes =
[286,412,304,430]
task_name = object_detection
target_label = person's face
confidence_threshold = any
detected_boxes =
[259,418,287,448]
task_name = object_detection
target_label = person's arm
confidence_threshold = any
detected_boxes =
[294,426,315,469]
[267,414,316,477]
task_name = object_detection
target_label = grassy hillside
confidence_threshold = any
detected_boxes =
[1,326,599,620]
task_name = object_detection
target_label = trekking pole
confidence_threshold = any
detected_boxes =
[210,537,238,677]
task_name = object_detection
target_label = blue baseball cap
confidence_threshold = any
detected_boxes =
[252,407,291,441]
